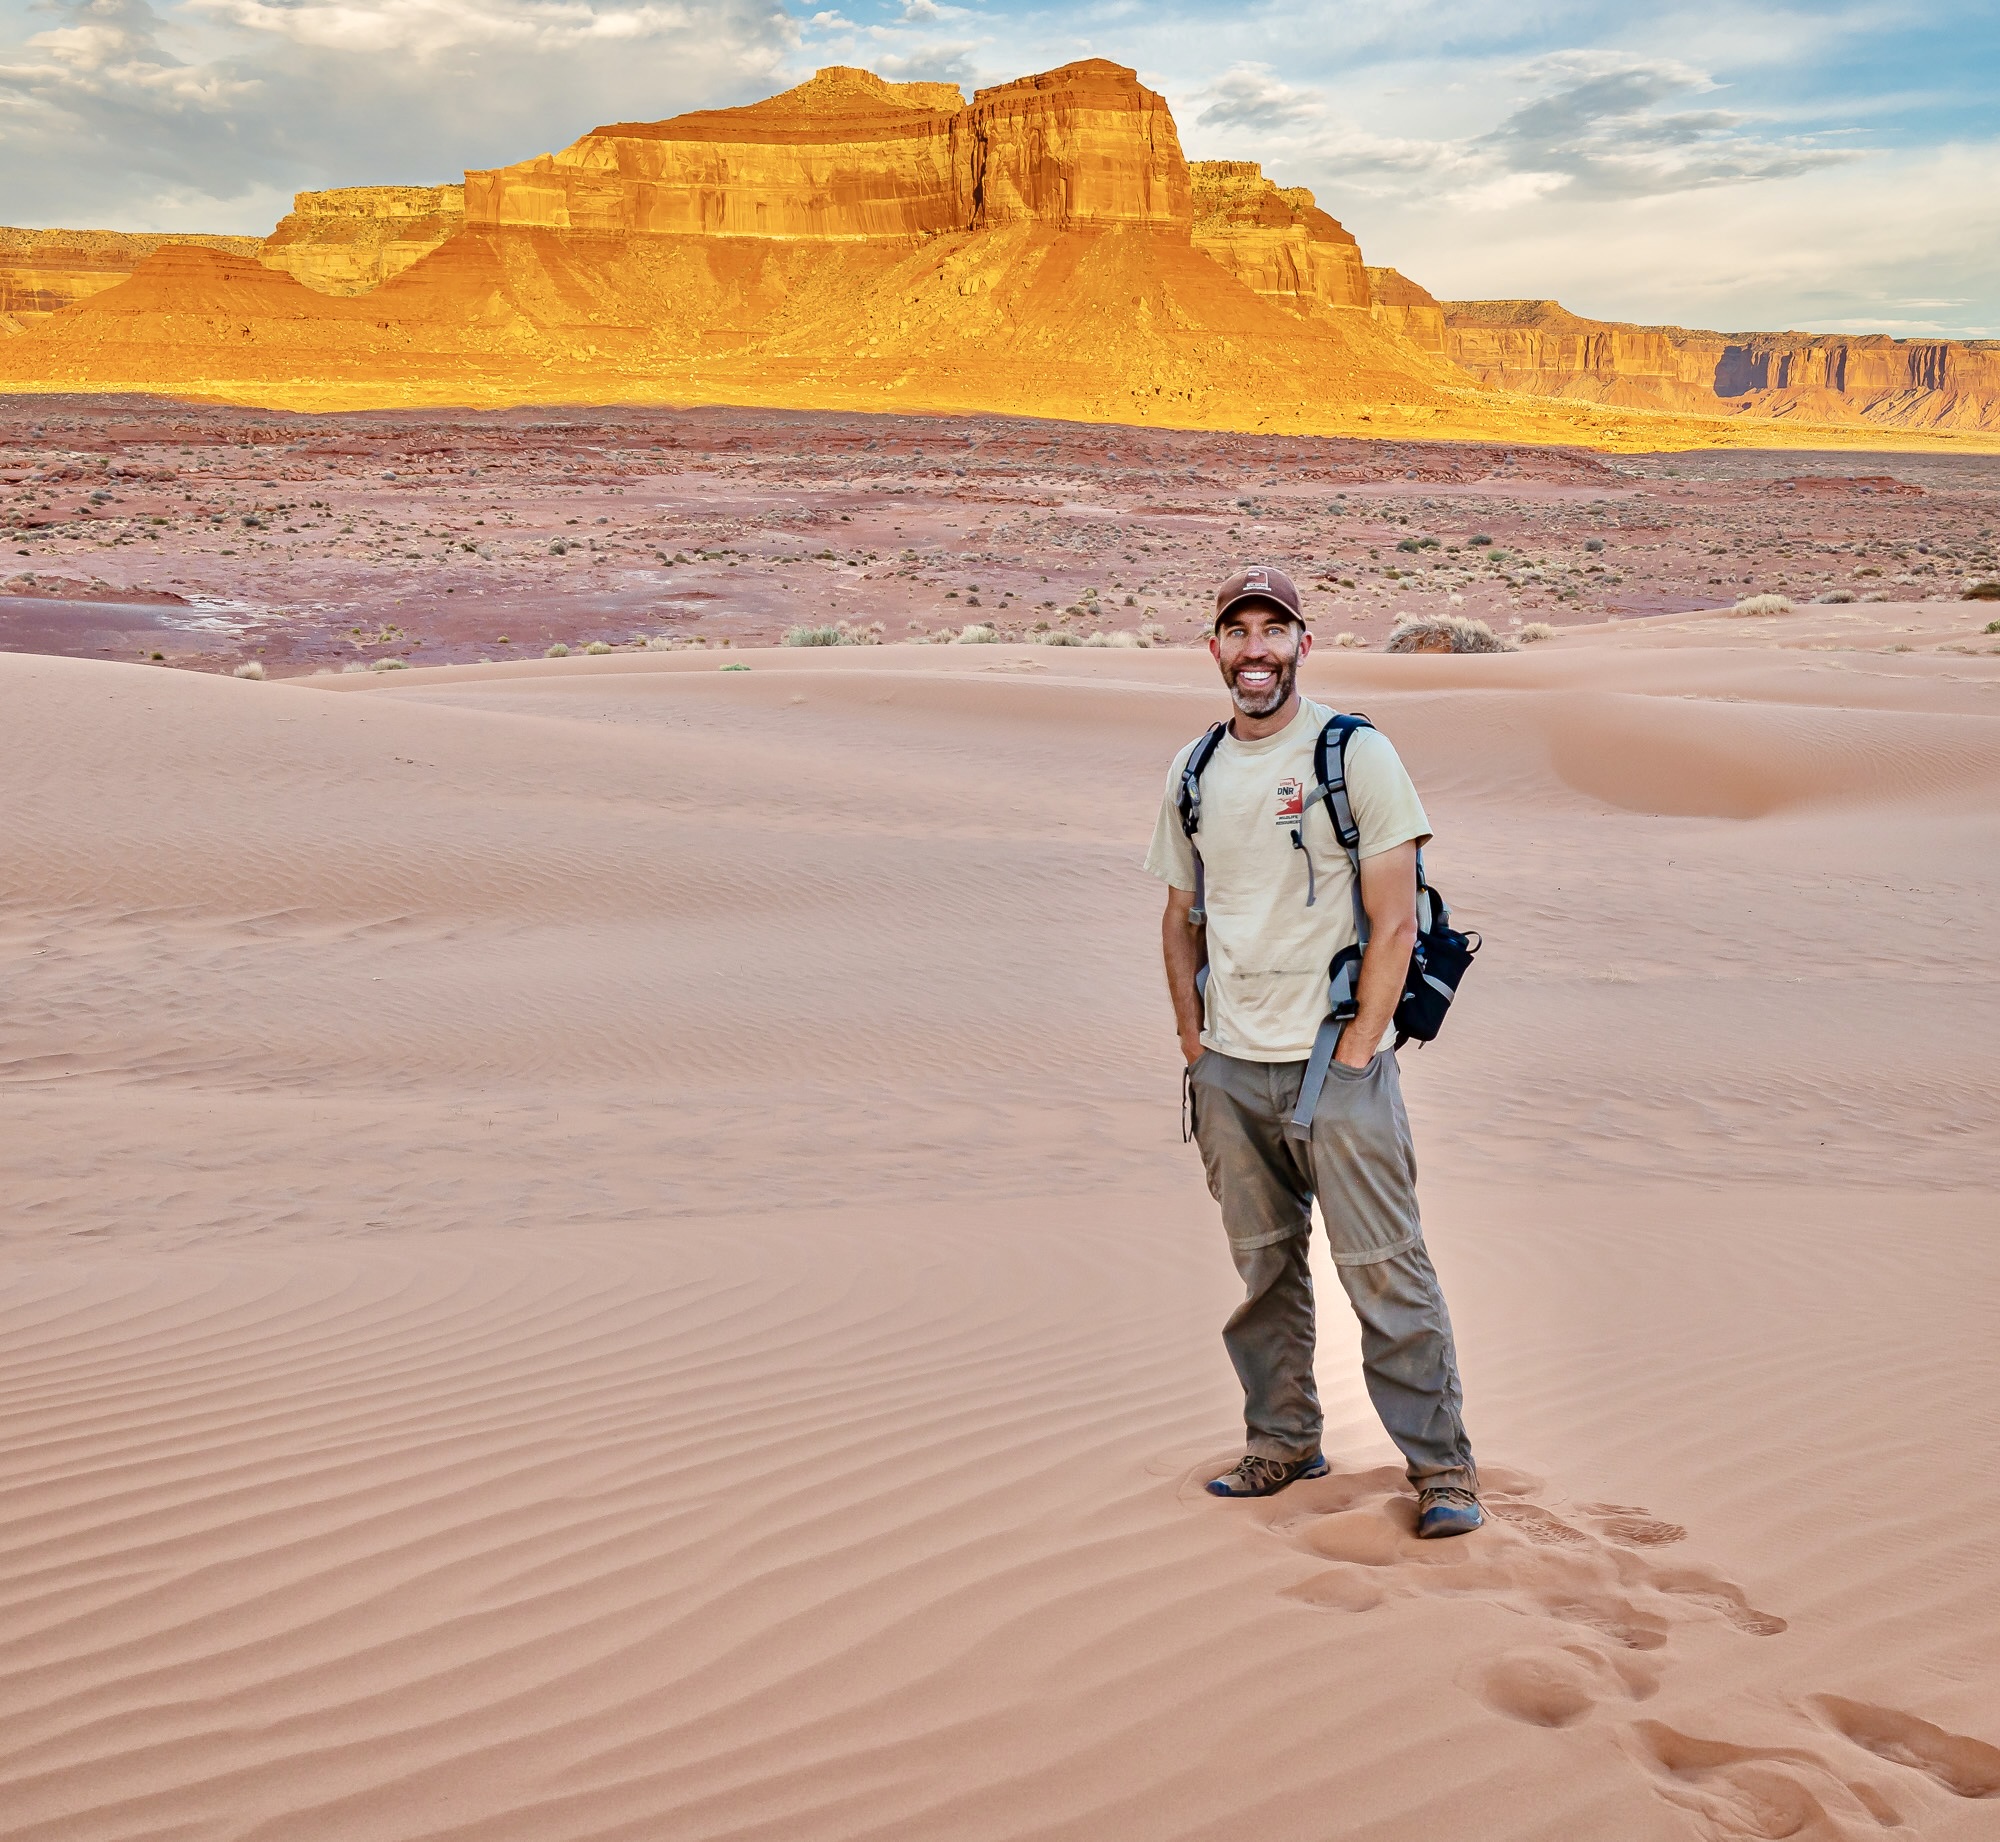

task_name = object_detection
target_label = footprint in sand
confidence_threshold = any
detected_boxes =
[1631,1698,2000,1838]
[1811,1696,2000,1800]
[1233,1460,1998,1834]
[1625,1720,1910,1839]
[1467,1642,1660,1728]
[1261,1462,1785,1659]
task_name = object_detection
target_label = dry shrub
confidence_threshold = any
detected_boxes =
[583,640,613,655]
[645,635,676,651]
[1733,594,1794,615]
[545,642,570,657]
[953,623,1000,644]
[1964,581,2000,601]
[1518,622,1557,643]
[1816,589,1857,603]
[1038,629,1082,646]
[232,659,266,680]
[1385,613,1511,655]
[371,657,409,671]
[787,620,885,647]
[1333,631,1361,648]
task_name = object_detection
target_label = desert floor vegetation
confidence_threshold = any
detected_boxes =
[1385,613,1512,654]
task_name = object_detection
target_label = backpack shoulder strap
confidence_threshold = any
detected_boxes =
[1176,722,1228,839]
[1307,712,1374,855]
[1176,721,1228,926]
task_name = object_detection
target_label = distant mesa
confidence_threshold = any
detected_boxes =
[463,61,1189,239]
[0,56,1994,440]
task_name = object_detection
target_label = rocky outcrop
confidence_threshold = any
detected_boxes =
[1440,299,2000,431]
[261,187,465,295]
[0,228,260,327]
[463,59,1188,239]
[30,56,2000,441]
[1190,162,1368,310]
[1365,267,1447,354]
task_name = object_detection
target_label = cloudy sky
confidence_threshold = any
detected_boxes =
[2,0,1995,336]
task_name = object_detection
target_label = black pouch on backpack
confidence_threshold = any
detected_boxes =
[1393,883,1479,1046]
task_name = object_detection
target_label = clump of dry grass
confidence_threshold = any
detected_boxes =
[583,640,613,655]
[1733,594,1794,615]
[1333,631,1361,648]
[953,623,1000,644]
[545,642,570,658]
[370,657,409,672]
[1816,589,1857,603]
[1964,581,2000,601]
[232,659,266,680]
[1384,614,1511,654]
[1518,622,1557,643]
[787,619,885,647]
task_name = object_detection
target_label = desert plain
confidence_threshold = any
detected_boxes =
[4,397,2000,1842]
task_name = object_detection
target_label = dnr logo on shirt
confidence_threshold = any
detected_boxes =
[1274,779,1304,825]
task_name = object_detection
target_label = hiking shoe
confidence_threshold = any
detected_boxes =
[1417,1485,1484,1538]
[1206,1453,1329,1498]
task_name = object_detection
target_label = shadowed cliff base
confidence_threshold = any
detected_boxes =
[0,59,1995,452]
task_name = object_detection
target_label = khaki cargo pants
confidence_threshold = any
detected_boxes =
[1189,1046,1477,1491]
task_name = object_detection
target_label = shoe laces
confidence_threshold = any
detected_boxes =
[1420,1485,1480,1509]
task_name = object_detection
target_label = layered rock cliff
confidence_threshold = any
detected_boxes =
[1440,299,2000,431]
[1189,162,1368,311]
[0,59,1444,430]
[261,187,465,295]
[3,56,1994,443]
[0,228,260,327]
[461,60,1188,239]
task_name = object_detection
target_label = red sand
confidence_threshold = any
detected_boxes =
[3,398,1996,675]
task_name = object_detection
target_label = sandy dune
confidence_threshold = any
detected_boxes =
[4,633,1999,1841]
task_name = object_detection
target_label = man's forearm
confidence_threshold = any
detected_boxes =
[1339,841,1421,1066]
[1341,915,1416,1062]
[1161,897,1208,1061]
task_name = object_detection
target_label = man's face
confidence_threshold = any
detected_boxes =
[1210,603,1310,718]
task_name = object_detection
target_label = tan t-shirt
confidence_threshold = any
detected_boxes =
[1144,698,1431,1061]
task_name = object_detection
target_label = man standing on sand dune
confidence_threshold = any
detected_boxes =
[1145,565,1482,1537]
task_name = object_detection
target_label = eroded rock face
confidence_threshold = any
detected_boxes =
[262,187,466,295]
[1365,267,1447,354]
[1191,163,1368,310]
[1440,299,2000,430]
[964,61,1189,229]
[0,228,261,328]
[464,59,1188,239]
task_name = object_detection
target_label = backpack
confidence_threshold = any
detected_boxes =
[1176,712,1479,1140]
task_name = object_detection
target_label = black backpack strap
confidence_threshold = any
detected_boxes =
[1286,713,1377,1142]
[1176,721,1227,924]
[1304,711,1372,855]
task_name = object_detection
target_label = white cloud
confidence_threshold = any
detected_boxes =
[0,0,796,228]
[1195,63,1321,131]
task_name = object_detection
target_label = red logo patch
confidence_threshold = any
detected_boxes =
[1274,778,1303,824]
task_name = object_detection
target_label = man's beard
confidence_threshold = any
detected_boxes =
[1224,652,1297,718]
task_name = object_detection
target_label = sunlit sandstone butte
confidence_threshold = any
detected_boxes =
[1,58,1995,443]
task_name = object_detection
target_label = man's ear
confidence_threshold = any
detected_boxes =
[1207,631,1222,665]
[1296,627,1313,662]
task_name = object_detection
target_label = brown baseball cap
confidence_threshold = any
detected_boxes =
[1213,563,1305,628]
